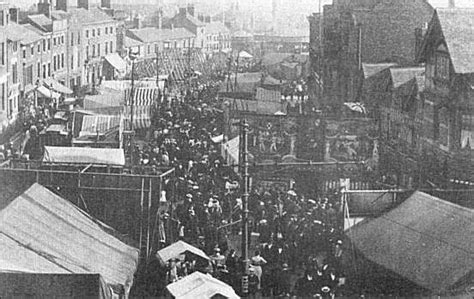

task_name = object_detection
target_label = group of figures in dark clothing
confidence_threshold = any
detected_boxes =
[131,79,347,298]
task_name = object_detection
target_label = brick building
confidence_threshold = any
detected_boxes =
[0,4,10,130]
[313,0,433,110]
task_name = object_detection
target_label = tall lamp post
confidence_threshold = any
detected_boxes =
[235,118,250,295]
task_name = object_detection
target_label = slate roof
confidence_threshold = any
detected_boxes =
[124,36,143,48]
[205,22,229,35]
[6,23,42,44]
[346,191,474,293]
[436,9,474,74]
[56,8,115,25]
[28,14,53,32]
[128,27,194,43]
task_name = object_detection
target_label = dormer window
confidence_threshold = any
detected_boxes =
[434,43,450,81]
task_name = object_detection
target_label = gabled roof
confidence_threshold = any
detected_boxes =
[170,12,205,28]
[60,7,115,25]
[389,67,425,89]
[156,240,209,264]
[435,9,474,74]
[346,191,474,293]
[362,63,397,79]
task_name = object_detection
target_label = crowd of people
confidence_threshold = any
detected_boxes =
[128,77,348,298]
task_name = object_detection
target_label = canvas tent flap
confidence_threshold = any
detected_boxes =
[37,86,60,99]
[105,53,127,72]
[43,146,126,166]
[156,240,209,264]
[166,271,239,299]
[0,184,139,296]
[346,191,474,293]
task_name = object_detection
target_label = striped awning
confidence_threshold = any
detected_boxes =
[123,106,152,130]
[124,87,159,106]
[80,114,122,136]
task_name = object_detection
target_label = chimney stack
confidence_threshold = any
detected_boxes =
[9,7,19,23]
[78,0,90,10]
[187,4,195,17]
[179,7,187,16]
[134,15,143,29]
[38,0,51,18]
[56,0,75,12]
[448,0,455,8]
[101,0,111,9]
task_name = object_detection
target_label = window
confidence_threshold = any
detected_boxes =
[148,45,151,54]
[92,45,95,57]
[37,43,41,53]
[53,55,56,71]
[42,64,46,78]
[86,30,89,38]
[78,33,81,44]
[86,45,89,57]
[92,29,95,37]
[98,28,101,36]
[26,65,33,85]
[71,33,74,46]
[12,63,17,84]
[110,27,113,34]
[31,45,34,55]
[0,83,4,111]
[47,62,51,76]
[53,38,57,46]
[71,54,74,70]
[48,39,51,50]
[13,42,18,53]
[42,40,46,51]
[105,27,108,34]
[61,35,64,44]
[22,48,26,59]
[0,42,5,65]
[110,41,113,53]
[435,54,450,80]
[105,42,108,55]
[37,62,40,78]
[61,53,64,68]
[97,44,101,56]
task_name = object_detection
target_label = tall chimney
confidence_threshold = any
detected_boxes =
[158,9,163,30]
[78,0,89,10]
[56,0,74,12]
[101,0,111,9]
[448,0,455,8]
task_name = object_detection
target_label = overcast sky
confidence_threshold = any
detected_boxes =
[10,0,474,11]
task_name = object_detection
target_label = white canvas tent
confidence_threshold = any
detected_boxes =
[0,183,139,298]
[167,271,239,299]
[43,146,126,166]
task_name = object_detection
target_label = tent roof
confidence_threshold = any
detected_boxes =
[156,240,209,264]
[0,184,139,292]
[44,78,73,94]
[166,271,239,299]
[238,50,253,59]
[346,191,474,292]
[43,146,126,166]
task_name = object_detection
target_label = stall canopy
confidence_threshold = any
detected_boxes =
[0,273,112,299]
[43,146,126,166]
[167,271,239,299]
[346,191,474,293]
[104,53,127,73]
[80,114,122,137]
[0,183,139,297]
[44,78,73,94]
[238,50,253,59]
[37,85,60,99]
[156,240,209,264]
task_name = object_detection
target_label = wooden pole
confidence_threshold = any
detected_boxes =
[146,178,152,259]
[139,178,144,257]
